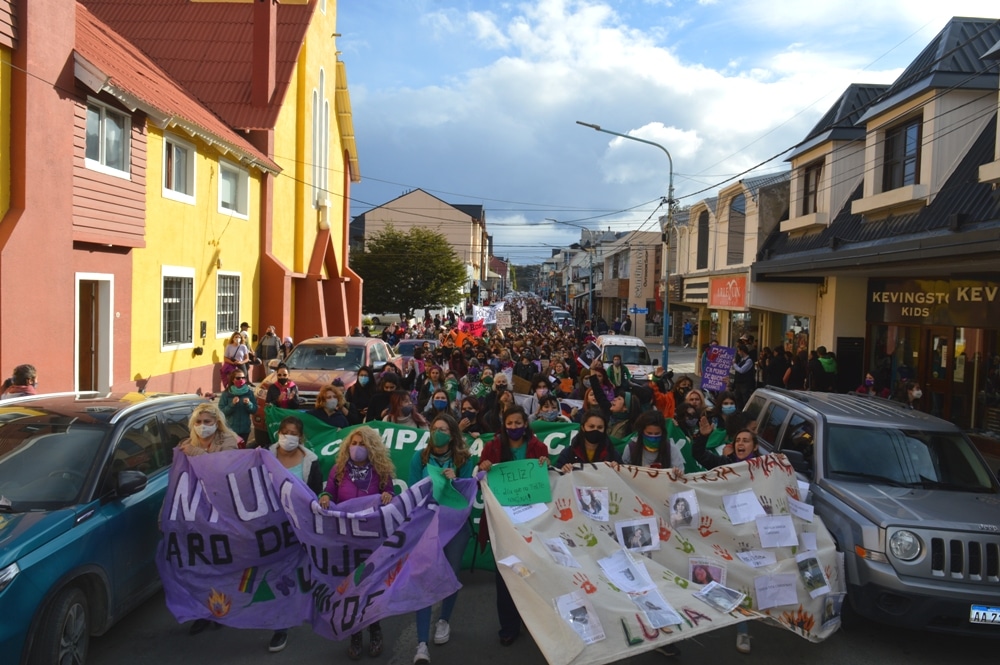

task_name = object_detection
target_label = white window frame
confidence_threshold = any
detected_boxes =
[218,159,249,218]
[84,98,131,180]
[161,266,195,351]
[162,134,197,205]
[216,271,242,338]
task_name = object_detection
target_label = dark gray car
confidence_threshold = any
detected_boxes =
[745,388,1000,636]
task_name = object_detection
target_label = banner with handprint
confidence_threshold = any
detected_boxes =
[483,455,844,665]
[157,448,477,638]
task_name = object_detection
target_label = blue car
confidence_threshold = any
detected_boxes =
[0,392,204,665]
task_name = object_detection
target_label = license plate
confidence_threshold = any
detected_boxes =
[970,605,1000,624]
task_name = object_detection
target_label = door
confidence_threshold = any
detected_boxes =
[924,327,952,420]
[78,280,99,391]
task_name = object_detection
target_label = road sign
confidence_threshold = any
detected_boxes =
[628,307,648,314]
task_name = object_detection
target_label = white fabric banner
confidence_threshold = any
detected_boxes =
[483,455,844,665]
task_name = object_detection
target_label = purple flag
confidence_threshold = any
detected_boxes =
[157,449,476,638]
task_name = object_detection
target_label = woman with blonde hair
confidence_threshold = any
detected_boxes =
[178,402,240,457]
[306,384,352,428]
[319,426,396,658]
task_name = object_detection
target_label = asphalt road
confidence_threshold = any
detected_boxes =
[89,570,998,665]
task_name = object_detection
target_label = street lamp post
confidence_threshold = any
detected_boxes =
[545,218,596,324]
[576,121,675,370]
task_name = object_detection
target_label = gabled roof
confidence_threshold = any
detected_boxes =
[359,189,485,223]
[75,4,279,173]
[789,84,888,160]
[860,17,1000,123]
[81,0,315,131]
[453,204,485,221]
[755,115,1000,275]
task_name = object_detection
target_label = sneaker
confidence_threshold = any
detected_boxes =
[433,620,450,645]
[413,642,430,665]
[268,630,288,653]
[369,624,383,658]
[348,632,364,660]
[736,632,751,654]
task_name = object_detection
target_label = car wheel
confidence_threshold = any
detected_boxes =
[33,586,89,665]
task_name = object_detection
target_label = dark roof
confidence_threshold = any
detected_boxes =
[790,84,889,160]
[754,115,1000,277]
[739,171,790,199]
[861,17,1000,122]
[453,204,485,221]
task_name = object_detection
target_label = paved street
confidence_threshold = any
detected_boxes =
[89,571,998,665]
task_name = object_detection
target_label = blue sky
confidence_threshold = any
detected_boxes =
[336,0,1000,264]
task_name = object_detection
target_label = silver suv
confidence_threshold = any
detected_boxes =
[744,388,1000,636]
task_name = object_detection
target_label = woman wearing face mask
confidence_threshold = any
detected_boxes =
[178,403,240,457]
[416,365,445,411]
[221,331,250,389]
[347,366,377,422]
[423,388,454,420]
[856,372,890,398]
[383,390,427,429]
[530,394,570,423]
[523,373,555,417]
[477,405,549,645]
[555,409,622,473]
[549,359,576,397]
[484,388,516,433]
[896,381,923,409]
[319,426,396,659]
[266,363,300,411]
[410,414,474,664]
[458,396,486,438]
[623,410,684,471]
[674,402,702,442]
[306,384,352,428]
[705,390,738,430]
[607,354,632,391]
[459,361,486,398]
[218,369,257,446]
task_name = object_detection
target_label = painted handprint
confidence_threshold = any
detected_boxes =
[661,569,690,589]
[598,574,621,593]
[523,531,533,543]
[736,541,754,553]
[758,495,773,515]
[674,533,695,554]
[712,544,734,561]
[599,523,618,543]
[559,532,577,547]
[608,491,622,516]
[697,515,718,538]
[634,496,655,517]
[576,524,599,547]
[657,517,673,543]
[553,497,574,521]
[572,572,597,594]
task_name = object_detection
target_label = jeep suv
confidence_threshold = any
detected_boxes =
[744,388,1000,636]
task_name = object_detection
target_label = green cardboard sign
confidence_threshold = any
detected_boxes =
[487,459,553,506]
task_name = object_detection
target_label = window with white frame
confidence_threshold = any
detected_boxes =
[162,267,194,348]
[163,135,196,203]
[218,160,249,217]
[85,100,130,176]
[216,273,241,336]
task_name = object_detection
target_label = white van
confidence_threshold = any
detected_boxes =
[595,334,657,379]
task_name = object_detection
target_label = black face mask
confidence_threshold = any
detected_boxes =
[583,429,604,444]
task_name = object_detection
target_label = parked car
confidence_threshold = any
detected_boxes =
[394,339,439,368]
[594,334,658,379]
[252,336,403,444]
[744,387,1000,636]
[0,391,204,665]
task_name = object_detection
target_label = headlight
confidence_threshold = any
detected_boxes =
[889,530,922,561]
[0,562,20,594]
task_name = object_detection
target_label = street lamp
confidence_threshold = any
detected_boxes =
[545,218,596,324]
[576,121,675,370]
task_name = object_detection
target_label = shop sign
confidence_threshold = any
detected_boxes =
[867,279,1000,326]
[708,275,748,310]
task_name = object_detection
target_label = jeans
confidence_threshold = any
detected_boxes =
[416,523,471,643]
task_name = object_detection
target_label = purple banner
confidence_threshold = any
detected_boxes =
[157,449,476,639]
[700,345,736,392]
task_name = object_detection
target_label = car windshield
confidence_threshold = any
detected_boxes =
[0,426,107,510]
[284,344,365,371]
[825,424,996,492]
[397,341,434,356]
[602,345,651,365]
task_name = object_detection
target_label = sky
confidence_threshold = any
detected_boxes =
[336,0,1000,265]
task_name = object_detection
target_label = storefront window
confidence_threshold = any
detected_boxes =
[781,315,810,354]
[730,311,760,346]
[868,324,920,398]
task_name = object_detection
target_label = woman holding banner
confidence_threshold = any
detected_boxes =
[410,414,475,665]
[319,426,396,658]
[555,409,622,472]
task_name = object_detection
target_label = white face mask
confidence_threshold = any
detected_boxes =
[325,397,338,410]
[278,433,300,451]
[195,423,217,439]
[911,389,923,399]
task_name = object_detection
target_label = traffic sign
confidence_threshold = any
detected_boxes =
[628,307,648,314]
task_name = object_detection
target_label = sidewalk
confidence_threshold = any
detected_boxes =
[645,341,698,376]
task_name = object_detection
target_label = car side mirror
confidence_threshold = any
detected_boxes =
[268,359,280,370]
[781,449,812,477]
[117,469,148,497]
[652,359,659,366]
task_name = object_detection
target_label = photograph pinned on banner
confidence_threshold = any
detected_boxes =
[629,589,683,629]
[597,549,654,593]
[693,581,746,614]
[669,490,699,529]
[574,486,609,522]
[543,537,582,568]
[496,555,533,579]
[555,590,606,645]
[821,592,847,630]
[688,557,727,587]
[615,517,659,553]
[796,551,831,598]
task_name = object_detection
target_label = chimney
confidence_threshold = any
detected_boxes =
[252,0,278,108]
